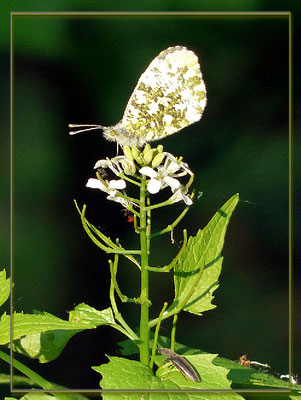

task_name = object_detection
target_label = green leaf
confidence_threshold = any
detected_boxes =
[157,353,234,389]
[16,395,55,400]
[8,304,115,363]
[93,356,245,399]
[69,302,115,325]
[0,311,96,346]
[5,395,54,400]
[13,329,81,363]
[0,269,10,307]
[5,394,91,400]
[0,311,96,363]
[119,336,298,393]
[173,193,239,315]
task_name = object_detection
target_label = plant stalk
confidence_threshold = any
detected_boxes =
[139,175,150,365]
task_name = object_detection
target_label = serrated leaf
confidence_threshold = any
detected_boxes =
[5,391,91,400]
[7,304,115,363]
[14,329,81,363]
[18,395,56,400]
[69,302,115,325]
[0,269,10,307]
[14,394,91,400]
[173,193,239,315]
[0,312,96,346]
[93,356,155,390]
[5,395,55,400]
[118,336,297,392]
[93,355,245,399]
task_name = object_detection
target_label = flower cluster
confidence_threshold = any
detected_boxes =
[86,144,194,207]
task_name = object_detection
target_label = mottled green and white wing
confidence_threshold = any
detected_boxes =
[121,46,207,143]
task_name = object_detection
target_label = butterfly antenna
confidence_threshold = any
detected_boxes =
[68,124,105,135]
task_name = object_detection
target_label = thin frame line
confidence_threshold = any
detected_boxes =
[9,10,292,394]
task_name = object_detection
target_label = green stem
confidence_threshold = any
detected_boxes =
[106,248,141,255]
[109,258,140,342]
[126,207,140,218]
[147,229,187,272]
[170,314,178,351]
[149,302,168,369]
[145,198,173,211]
[146,195,151,251]
[0,350,70,399]
[119,173,141,187]
[109,253,142,304]
[75,201,142,260]
[115,192,140,204]
[150,198,193,238]
[139,175,150,366]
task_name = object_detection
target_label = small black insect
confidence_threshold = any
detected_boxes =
[158,347,200,383]
[97,167,108,180]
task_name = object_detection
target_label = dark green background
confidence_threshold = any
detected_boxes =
[0,1,299,396]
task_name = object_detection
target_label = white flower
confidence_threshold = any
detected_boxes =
[139,152,194,205]
[86,178,129,207]
[169,188,193,205]
[161,152,193,178]
[139,152,193,198]
[89,148,193,206]
[94,157,124,176]
[94,156,136,176]
[139,166,181,194]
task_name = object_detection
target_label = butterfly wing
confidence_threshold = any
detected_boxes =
[121,46,207,144]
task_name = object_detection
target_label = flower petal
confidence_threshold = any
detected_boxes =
[94,159,111,169]
[182,194,193,205]
[107,194,129,207]
[170,189,193,205]
[163,176,181,190]
[86,178,108,192]
[147,178,162,194]
[139,166,158,178]
[109,179,126,189]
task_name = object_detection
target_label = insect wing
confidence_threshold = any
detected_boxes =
[121,46,207,143]
[158,347,200,383]
[172,353,200,383]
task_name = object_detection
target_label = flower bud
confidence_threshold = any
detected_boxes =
[131,146,140,159]
[131,146,144,165]
[143,148,154,165]
[157,144,164,153]
[123,146,134,161]
[143,143,152,155]
[151,153,165,169]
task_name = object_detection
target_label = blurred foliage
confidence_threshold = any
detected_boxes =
[0,0,299,392]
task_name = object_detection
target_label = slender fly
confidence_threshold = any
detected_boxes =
[158,347,200,383]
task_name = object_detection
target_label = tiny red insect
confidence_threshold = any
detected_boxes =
[122,210,134,223]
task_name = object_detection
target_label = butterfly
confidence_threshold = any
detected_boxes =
[69,46,207,147]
